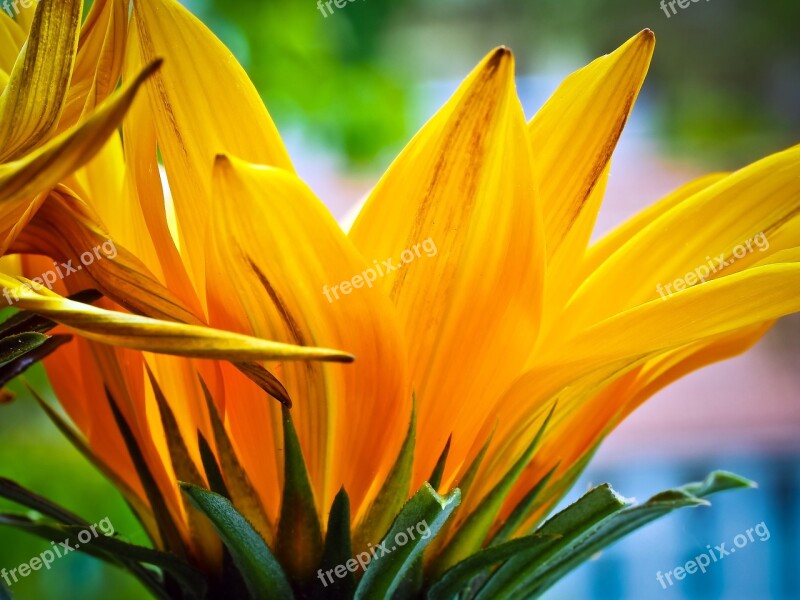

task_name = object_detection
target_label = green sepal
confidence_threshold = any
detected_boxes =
[0,513,171,600]
[432,403,555,576]
[474,471,754,599]
[180,483,294,600]
[198,375,273,543]
[313,487,355,600]
[355,483,461,600]
[276,407,324,590]
[353,400,416,554]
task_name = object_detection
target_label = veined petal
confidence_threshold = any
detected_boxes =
[131,0,293,300]
[0,274,354,363]
[349,47,544,487]
[531,29,654,259]
[207,156,410,521]
[0,0,82,161]
[58,0,128,131]
[0,60,160,252]
[563,145,800,333]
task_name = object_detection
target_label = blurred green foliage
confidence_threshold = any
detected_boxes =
[0,366,149,600]
[188,0,797,167]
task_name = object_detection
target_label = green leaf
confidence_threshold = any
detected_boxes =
[426,534,558,600]
[0,332,48,364]
[313,487,355,600]
[276,407,324,590]
[432,403,556,576]
[428,436,452,492]
[0,513,171,600]
[0,477,87,526]
[180,483,294,600]
[472,483,631,600]
[0,334,72,387]
[488,464,558,546]
[62,525,207,600]
[198,431,230,498]
[353,400,416,554]
[474,471,754,599]
[354,483,461,600]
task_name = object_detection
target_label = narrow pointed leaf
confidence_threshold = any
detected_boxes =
[355,483,461,600]
[428,436,452,492]
[489,464,558,545]
[180,484,294,600]
[0,332,48,363]
[0,477,87,526]
[353,402,415,554]
[62,525,207,600]
[276,407,324,589]
[433,404,556,575]
[0,334,71,387]
[312,488,355,600]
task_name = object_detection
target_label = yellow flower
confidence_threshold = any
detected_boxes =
[3,0,800,597]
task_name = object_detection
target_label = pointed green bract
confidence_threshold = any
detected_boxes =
[180,484,294,600]
[276,407,324,590]
[0,332,48,363]
[428,435,452,492]
[353,400,416,554]
[354,483,461,600]
[313,487,356,600]
[473,471,754,599]
[432,403,556,576]
[489,464,558,546]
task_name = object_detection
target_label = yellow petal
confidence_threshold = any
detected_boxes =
[531,29,654,259]
[0,60,160,252]
[0,0,82,161]
[207,155,410,519]
[58,0,128,131]
[349,47,545,487]
[131,0,293,299]
[0,12,26,72]
[563,145,800,333]
[0,274,354,363]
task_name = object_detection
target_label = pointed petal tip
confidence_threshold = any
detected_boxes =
[487,45,514,68]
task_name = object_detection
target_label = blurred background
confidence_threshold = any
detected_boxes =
[1,0,798,598]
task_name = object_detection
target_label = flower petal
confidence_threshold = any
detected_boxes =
[131,0,293,297]
[0,274,354,363]
[0,0,82,161]
[208,156,410,517]
[531,29,654,259]
[349,47,544,486]
[0,60,160,252]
